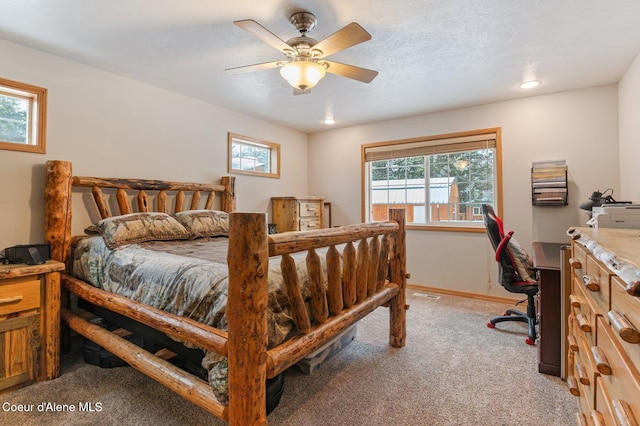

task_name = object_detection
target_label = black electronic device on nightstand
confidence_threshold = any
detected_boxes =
[3,243,50,265]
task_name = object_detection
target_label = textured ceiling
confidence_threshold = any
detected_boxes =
[1,1,640,133]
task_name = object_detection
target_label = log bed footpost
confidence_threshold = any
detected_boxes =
[389,208,407,348]
[227,212,269,426]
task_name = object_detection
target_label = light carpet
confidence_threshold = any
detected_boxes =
[0,292,575,425]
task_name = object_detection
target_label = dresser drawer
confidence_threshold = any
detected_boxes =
[595,317,640,425]
[575,331,598,408]
[572,242,589,273]
[0,277,41,316]
[583,256,612,316]
[298,201,322,218]
[574,365,594,419]
[573,277,598,347]
[594,379,615,426]
[609,276,640,370]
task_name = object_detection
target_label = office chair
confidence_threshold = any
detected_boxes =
[482,204,538,345]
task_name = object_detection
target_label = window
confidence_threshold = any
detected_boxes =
[362,128,502,232]
[0,77,47,154]
[228,133,280,178]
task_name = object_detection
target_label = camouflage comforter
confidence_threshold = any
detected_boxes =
[72,235,316,404]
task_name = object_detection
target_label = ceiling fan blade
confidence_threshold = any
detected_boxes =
[323,60,378,83]
[225,60,283,74]
[312,22,371,58]
[234,19,292,53]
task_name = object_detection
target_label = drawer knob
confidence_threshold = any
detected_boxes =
[575,412,588,426]
[590,346,612,375]
[576,313,592,333]
[569,257,582,270]
[0,295,24,306]
[566,375,580,396]
[575,361,590,385]
[627,280,640,297]
[590,410,606,426]
[569,294,581,308]
[612,399,639,426]
[608,310,640,344]
[582,275,600,292]
[567,334,579,352]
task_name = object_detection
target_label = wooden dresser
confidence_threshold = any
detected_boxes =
[271,196,324,232]
[566,227,640,425]
[0,261,65,392]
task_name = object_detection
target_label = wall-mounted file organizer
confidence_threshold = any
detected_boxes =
[531,160,568,206]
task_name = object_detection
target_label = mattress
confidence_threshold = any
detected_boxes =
[72,235,321,404]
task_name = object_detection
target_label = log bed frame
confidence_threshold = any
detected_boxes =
[44,160,407,426]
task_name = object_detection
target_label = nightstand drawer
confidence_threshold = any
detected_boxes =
[0,277,40,316]
[299,201,322,217]
[299,217,322,231]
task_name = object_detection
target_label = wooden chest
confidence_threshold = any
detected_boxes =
[566,227,640,425]
[271,196,325,232]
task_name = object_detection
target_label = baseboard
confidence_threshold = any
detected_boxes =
[406,283,520,305]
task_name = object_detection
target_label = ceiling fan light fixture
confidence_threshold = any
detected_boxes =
[280,61,326,90]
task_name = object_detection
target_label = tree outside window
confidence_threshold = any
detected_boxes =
[228,133,280,179]
[363,129,501,231]
[0,77,47,154]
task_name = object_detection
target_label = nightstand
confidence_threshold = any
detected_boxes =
[271,196,324,232]
[0,260,65,392]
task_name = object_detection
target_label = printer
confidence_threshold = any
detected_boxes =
[587,204,640,228]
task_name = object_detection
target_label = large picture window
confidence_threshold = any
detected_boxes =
[0,77,47,154]
[362,128,502,232]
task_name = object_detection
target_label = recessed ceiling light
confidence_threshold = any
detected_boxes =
[323,118,336,125]
[518,80,541,89]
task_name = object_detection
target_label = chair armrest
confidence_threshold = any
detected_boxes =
[495,230,514,262]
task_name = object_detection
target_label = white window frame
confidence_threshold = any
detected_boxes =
[228,133,280,179]
[0,77,47,154]
[361,128,503,233]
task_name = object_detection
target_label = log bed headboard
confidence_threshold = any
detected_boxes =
[44,160,235,267]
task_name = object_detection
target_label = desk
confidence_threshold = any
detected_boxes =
[532,242,566,377]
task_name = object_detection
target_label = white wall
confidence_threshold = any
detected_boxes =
[308,86,620,297]
[1,37,628,299]
[0,39,308,247]
[619,52,640,201]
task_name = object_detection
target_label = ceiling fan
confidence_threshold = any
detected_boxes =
[225,11,378,95]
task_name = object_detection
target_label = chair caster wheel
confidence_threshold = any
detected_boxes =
[525,338,536,345]
[487,322,495,329]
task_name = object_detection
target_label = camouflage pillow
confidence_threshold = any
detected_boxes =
[173,210,229,238]
[506,237,538,283]
[85,212,190,249]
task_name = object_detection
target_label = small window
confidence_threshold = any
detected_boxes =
[362,128,502,232]
[0,77,47,154]
[228,133,280,178]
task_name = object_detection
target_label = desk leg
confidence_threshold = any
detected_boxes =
[538,268,561,376]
